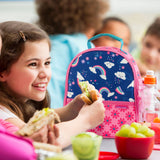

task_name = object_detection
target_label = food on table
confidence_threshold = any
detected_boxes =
[115,134,154,159]
[115,122,155,159]
[115,122,155,138]
[72,132,102,160]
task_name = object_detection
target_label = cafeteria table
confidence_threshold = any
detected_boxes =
[36,138,160,160]
[65,138,160,160]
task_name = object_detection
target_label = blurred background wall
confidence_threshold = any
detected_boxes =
[0,0,160,44]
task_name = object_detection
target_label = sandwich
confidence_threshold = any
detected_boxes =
[33,141,61,153]
[79,81,99,105]
[18,108,60,136]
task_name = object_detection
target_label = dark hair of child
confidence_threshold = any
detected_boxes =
[35,0,109,34]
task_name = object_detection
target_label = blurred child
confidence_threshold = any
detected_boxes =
[92,16,131,52]
[35,0,109,108]
[0,21,105,149]
[132,17,160,86]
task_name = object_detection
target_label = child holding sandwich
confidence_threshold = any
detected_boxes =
[0,23,59,145]
[0,21,105,149]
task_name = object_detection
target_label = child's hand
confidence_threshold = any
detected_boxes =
[78,97,105,129]
[48,125,60,146]
[27,125,59,145]
[28,125,49,143]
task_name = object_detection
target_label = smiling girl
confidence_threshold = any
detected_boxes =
[0,21,105,148]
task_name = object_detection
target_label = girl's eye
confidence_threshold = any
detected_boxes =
[28,62,37,67]
[45,61,51,65]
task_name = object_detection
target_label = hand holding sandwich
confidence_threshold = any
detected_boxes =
[77,95,105,129]
[28,125,59,145]
[77,81,105,128]
[16,108,61,152]
[54,82,105,148]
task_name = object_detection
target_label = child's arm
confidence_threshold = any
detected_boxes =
[55,94,85,121]
[55,98,105,148]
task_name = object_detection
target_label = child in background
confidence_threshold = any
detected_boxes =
[0,21,105,149]
[132,17,160,89]
[92,16,131,52]
[35,0,109,108]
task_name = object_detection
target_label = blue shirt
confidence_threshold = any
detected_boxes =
[48,33,89,108]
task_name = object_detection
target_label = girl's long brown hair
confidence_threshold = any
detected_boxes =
[0,21,51,122]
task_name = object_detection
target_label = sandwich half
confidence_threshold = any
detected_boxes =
[18,108,60,136]
[79,81,99,105]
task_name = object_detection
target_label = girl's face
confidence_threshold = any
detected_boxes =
[141,34,160,71]
[2,40,51,102]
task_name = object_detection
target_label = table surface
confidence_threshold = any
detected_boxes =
[65,138,160,160]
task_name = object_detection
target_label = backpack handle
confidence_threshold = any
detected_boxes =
[87,33,124,50]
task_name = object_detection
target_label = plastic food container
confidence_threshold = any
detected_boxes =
[115,136,154,159]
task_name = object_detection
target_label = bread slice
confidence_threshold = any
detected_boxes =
[33,142,61,153]
[80,93,93,105]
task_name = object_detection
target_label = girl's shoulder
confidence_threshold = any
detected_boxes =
[0,105,18,120]
[0,106,19,133]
